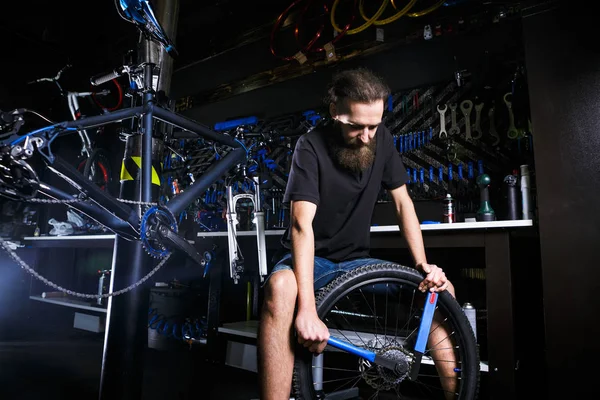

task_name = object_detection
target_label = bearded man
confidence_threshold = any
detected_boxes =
[257,67,456,399]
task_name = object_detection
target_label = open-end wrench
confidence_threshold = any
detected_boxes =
[504,92,519,139]
[460,100,473,139]
[488,106,500,146]
[437,104,448,138]
[472,102,484,139]
[448,103,460,136]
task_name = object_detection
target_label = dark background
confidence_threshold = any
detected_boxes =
[1,1,598,399]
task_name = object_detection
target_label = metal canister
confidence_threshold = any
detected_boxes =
[442,193,455,223]
[462,302,477,342]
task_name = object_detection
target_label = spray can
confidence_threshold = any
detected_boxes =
[462,302,477,341]
[442,193,455,223]
[520,165,532,220]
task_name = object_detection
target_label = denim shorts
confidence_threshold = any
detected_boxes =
[266,252,390,290]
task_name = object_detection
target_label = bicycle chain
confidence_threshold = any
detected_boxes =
[24,196,156,206]
[0,235,171,299]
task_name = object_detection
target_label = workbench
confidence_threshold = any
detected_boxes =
[197,219,534,400]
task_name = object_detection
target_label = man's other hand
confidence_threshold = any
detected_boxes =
[417,262,450,293]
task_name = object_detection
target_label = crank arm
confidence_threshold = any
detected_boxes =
[327,337,407,374]
[157,222,203,265]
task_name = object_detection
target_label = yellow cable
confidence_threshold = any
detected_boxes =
[400,0,445,17]
[361,0,418,25]
[331,0,390,35]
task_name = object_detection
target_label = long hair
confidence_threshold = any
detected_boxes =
[325,67,390,106]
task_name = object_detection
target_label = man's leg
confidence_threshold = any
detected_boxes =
[428,282,458,400]
[258,269,298,400]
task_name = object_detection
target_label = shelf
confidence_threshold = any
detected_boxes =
[29,295,107,313]
[198,220,534,238]
[23,234,116,248]
[219,320,489,372]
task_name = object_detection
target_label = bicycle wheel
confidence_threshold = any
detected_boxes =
[293,263,479,400]
[79,148,112,193]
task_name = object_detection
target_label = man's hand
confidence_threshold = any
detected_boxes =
[417,262,450,293]
[295,309,330,354]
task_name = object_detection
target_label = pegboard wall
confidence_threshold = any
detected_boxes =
[163,66,534,231]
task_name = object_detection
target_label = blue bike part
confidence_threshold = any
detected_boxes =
[409,291,438,381]
[119,0,177,55]
[140,206,177,258]
[327,336,375,362]
[415,291,438,353]
[214,116,258,132]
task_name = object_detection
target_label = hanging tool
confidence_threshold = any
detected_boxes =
[472,102,484,139]
[488,105,500,146]
[437,104,448,139]
[504,92,519,139]
[448,104,460,136]
[460,100,473,140]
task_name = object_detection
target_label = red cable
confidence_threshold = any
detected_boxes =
[270,0,315,61]
[296,0,357,53]
[91,79,124,112]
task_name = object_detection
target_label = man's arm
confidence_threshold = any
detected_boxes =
[289,200,317,312]
[389,184,450,292]
[389,184,427,267]
[289,199,330,353]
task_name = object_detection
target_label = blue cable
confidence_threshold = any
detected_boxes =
[10,125,77,146]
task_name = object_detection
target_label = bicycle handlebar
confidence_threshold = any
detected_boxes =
[27,64,72,85]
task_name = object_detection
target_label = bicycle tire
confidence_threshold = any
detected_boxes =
[82,148,112,193]
[293,263,480,400]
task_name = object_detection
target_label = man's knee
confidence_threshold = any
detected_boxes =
[263,270,298,315]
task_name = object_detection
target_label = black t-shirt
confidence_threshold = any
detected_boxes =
[280,122,409,262]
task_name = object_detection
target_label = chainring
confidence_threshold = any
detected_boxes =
[140,205,177,258]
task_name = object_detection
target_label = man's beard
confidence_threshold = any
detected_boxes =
[328,129,377,173]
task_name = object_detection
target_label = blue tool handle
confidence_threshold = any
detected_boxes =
[438,166,444,182]
[415,292,438,353]
[429,127,433,140]
[478,160,484,175]
[448,164,453,181]
[421,131,425,145]
[214,116,258,131]
[417,132,421,148]
[327,336,376,362]
[429,166,434,181]
[458,163,463,180]
[399,135,404,153]
[407,168,411,183]
[413,169,417,183]
[419,168,424,183]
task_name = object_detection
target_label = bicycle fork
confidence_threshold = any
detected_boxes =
[225,181,268,284]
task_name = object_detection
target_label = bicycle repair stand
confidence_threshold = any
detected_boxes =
[225,176,268,284]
